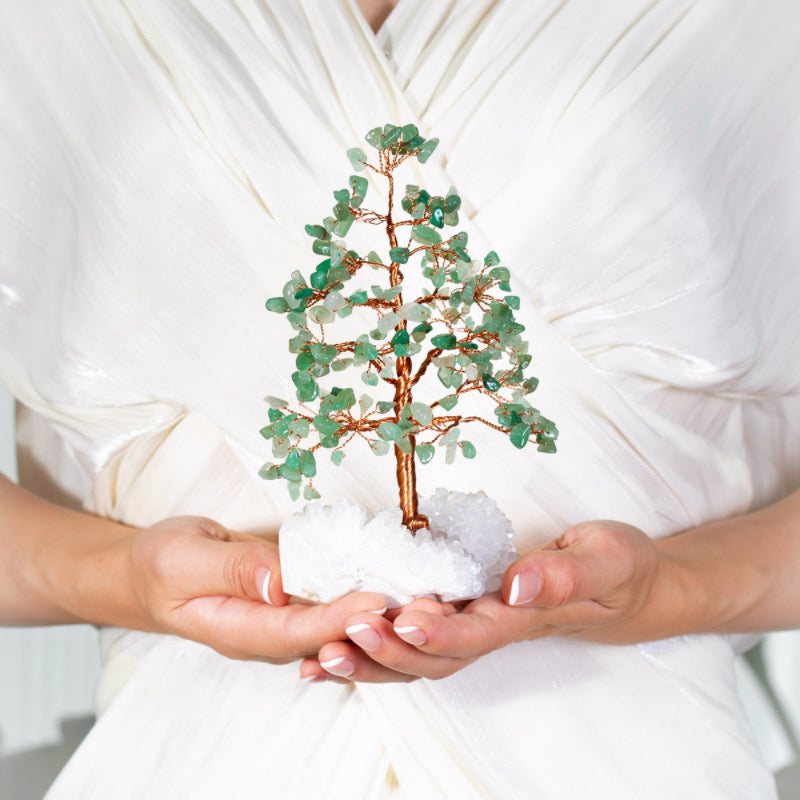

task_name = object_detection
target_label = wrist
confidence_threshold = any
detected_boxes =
[586,526,753,644]
[599,540,700,643]
[32,508,146,628]
[650,536,714,637]
[653,513,771,636]
[69,523,152,629]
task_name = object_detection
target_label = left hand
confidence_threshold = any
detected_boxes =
[300,520,661,683]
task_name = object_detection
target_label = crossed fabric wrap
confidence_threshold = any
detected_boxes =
[2,1,800,797]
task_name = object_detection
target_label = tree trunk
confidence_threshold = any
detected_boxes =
[395,437,428,530]
[393,354,429,531]
[386,180,428,532]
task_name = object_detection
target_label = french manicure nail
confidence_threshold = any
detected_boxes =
[345,623,383,652]
[258,568,273,605]
[368,606,387,616]
[394,625,427,646]
[509,571,542,606]
[319,656,355,678]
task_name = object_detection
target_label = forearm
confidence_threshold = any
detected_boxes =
[652,489,800,636]
[0,473,144,627]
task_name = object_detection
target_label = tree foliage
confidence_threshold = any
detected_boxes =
[261,124,558,518]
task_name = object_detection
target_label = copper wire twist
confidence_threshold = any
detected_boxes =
[385,160,429,531]
[394,356,429,530]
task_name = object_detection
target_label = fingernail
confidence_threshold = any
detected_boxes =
[257,568,273,605]
[301,673,327,682]
[345,623,383,652]
[319,656,355,677]
[509,571,542,606]
[394,625,427,646]
[369,606,387,616]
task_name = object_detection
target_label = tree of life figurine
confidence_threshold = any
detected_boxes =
[260,124,558,605]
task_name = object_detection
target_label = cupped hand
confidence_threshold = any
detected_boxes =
[126,516,386,662]
[303,520,661,682]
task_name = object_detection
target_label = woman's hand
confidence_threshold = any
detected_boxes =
[125,516,387,662]
[500,519,661,639]
[302,521,662,683]
[0,475,386,663]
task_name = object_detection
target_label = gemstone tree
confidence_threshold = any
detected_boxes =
[261,123,558,530]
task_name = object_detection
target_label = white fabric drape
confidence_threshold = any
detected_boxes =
[2,1,799,797]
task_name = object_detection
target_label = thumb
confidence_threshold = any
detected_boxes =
[503,523,634,609]
[157,518,290,606]
[218,539,290,607]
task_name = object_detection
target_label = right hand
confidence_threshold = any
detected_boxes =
[126,516,387,662]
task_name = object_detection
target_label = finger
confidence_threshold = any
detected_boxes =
[149,521,289,606]
[298,658,347,684]
[174,591,388,661]
[342,613,466,680]
[299,657,327,681]
[299,658,349,684]
[503,551,594,608]
[314,642,416,684]
[392,594,534,659]
[503,529,633,609]
[401,597,456,616]
[385,597,457,623]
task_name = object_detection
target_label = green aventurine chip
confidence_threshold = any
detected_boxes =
[417,138,438,163]
[299,449,316,477]
[411,225,441,245]
[292,371,318,402]
[510,423,531,449]
[389,247,410,264]
[461,441,477,459]
[347,147,366,170]
[350,175,368,197]
[265,297,288,313]
[416,444,434,464]
[431,334,457,350]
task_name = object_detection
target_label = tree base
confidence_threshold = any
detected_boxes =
[279,489,518,607]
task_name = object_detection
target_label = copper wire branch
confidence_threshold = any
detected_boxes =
[410,348,442,386]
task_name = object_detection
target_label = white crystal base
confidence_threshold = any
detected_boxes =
[279,489,517,607]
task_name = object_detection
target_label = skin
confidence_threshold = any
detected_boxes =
[356,0,401,34]
[0,474,387,663]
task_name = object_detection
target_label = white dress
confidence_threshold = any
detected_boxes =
[2,1,799,797]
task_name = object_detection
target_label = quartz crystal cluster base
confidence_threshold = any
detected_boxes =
[279,489,517,607]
